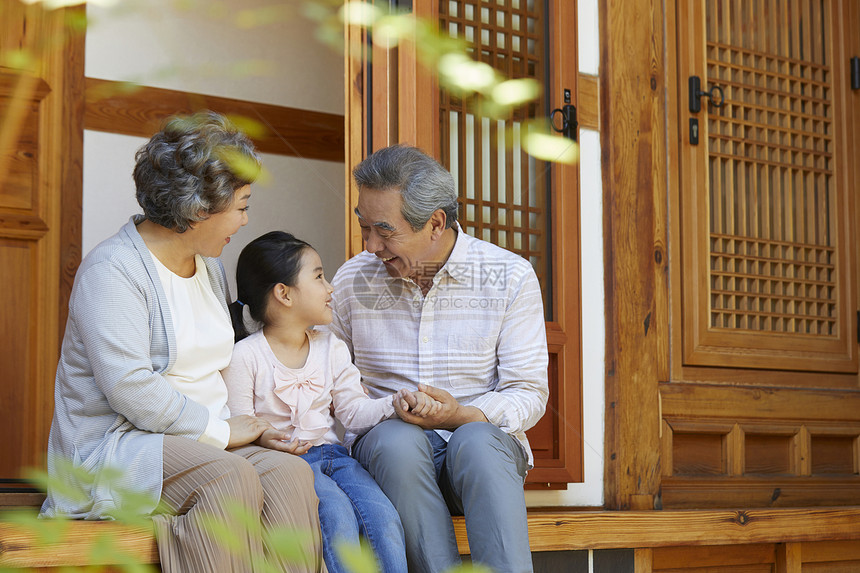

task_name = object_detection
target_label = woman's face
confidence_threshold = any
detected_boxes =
[188,185,251,257]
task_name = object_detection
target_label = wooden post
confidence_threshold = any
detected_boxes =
[601,0,666,510]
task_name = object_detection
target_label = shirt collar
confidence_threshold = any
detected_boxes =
[439,223,473,286]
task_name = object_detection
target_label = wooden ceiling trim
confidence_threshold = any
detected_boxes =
[84,77,344,162]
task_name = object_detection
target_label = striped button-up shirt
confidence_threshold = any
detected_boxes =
[327,227,549,467]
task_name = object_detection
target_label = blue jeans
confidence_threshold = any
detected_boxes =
[353,420,532,573]
[301,444,406,573]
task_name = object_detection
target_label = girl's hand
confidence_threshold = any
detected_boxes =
[396,388,442,418]
[227,415,273,448]
[256,429,312,455]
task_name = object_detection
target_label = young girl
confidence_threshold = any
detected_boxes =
[222,231,438,573]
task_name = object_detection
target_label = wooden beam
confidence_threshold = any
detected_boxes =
[84,78,344,162]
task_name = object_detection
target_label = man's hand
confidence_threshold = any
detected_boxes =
[256,428,312,455]
[394,384,488,430]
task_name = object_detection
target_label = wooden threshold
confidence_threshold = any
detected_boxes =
[2,507,860,567]
[84,77,345,162]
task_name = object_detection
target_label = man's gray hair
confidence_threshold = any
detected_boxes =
[353,144,458,231]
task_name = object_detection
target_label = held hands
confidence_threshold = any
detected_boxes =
[396,388,442,417]
[226,415,311,455]
[393,384,489,430]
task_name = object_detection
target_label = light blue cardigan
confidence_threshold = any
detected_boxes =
[41,216,231,519]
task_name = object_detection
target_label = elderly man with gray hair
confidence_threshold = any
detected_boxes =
[326,144,549,573]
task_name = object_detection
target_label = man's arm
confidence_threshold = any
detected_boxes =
[462,263,549,434]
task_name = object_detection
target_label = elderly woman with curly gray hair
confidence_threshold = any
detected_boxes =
[41,111,326,573]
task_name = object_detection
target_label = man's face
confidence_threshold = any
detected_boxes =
[355,187,436,280]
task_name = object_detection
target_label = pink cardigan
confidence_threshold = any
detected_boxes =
[222,329,395,448]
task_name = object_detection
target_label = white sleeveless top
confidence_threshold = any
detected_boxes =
[151,252,233,449]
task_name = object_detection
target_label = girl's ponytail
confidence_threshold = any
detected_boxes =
[229,300,250,342]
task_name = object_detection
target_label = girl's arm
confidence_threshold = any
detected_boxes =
[328,336,395,434]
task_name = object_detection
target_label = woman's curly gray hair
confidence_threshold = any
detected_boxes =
[133,111,261,232]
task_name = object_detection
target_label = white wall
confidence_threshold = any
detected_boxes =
[83,0,346,294]
[525,0,604,508]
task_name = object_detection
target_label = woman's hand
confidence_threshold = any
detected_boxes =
[226,414,273,448]
[256,428,313,455]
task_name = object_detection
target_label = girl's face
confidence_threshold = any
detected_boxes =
[289,248,334,326]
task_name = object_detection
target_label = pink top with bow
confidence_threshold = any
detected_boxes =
[222,329,395,448]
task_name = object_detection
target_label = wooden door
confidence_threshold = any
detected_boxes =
[346,0,583,485]
[0,1,84,485]
[661,0,860,509]
[675,0,858,376]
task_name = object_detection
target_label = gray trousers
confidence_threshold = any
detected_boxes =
[353,420,532,573]
[153,435,327,573]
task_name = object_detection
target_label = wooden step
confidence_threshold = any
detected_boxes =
[3,507,860,569]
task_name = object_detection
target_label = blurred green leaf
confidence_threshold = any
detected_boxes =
[26,463,90,507]
[438,53,499,95]
[334,538,379,573]
[340,1,382,27]
[265,526,312,562]
[522,124,580,165]
[0,49,36,71]
[444,564,495,573]
[0,508,70,547]
[492,78,541,107]
[224,115,268,139]
[64,9,89,33]
[213,146,269,185]
[370,13,415,48]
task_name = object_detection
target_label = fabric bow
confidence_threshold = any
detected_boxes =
[272,363,329,442]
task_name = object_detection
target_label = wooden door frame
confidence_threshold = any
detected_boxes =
[0,2,84,486]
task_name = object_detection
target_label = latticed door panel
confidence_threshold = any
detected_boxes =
[439,0,551,310]
[677,0,857,373]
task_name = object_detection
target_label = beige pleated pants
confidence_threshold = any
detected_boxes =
[152,435,327,573]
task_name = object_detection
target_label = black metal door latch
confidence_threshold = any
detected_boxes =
[689,75,724,113]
